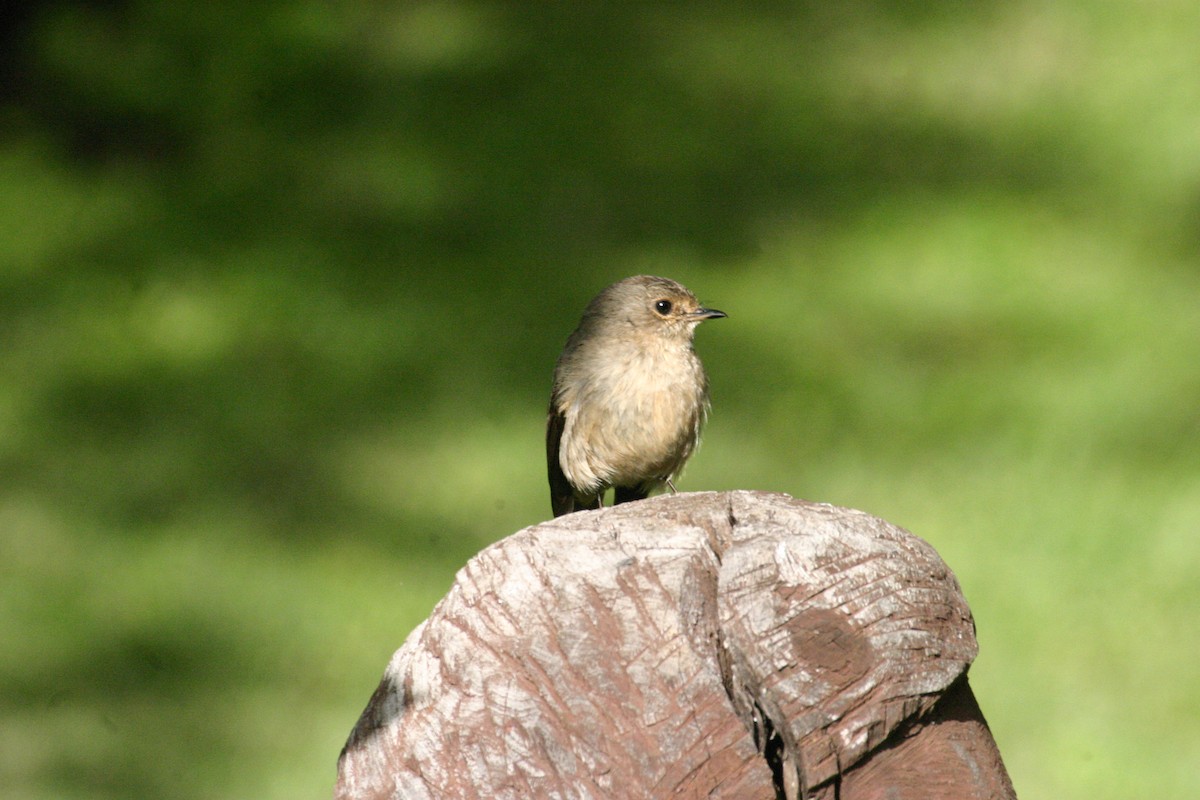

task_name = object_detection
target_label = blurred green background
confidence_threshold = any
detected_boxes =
[2,2,1197,798]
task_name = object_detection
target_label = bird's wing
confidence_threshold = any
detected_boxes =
[546,404,577,517]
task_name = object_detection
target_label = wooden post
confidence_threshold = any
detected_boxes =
[335,491,1016,800]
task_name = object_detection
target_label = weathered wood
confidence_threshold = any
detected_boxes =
[336,491,1015,799]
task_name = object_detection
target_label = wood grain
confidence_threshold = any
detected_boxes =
[335,491,1015,799]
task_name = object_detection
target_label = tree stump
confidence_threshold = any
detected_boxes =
[335,490,1015,799]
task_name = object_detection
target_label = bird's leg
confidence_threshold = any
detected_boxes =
[666,479,678,494]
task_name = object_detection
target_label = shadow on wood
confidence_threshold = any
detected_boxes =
[335,490,1016,799]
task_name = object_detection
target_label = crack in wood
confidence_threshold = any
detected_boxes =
[714,499,805,799]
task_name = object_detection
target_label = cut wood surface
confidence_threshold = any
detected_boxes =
[336,490,1015,799]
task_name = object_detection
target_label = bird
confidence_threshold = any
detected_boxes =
[546,275,725,517]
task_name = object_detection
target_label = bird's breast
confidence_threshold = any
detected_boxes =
[559,341,708,489]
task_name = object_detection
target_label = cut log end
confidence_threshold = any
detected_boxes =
[335,490,1015,800]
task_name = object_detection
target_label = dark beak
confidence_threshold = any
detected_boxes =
[692,307,727,320]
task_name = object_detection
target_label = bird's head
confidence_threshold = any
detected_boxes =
[590,275,726,345]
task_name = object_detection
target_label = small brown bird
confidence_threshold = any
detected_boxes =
[546,275,725,517]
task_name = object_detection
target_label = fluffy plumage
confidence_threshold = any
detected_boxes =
[547,276,724,517]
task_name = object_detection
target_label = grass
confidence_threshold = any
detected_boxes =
[1,2,1198,798]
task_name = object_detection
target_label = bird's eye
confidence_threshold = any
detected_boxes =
[653,299,673,316]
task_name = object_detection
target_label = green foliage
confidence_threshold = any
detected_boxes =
[2,2,1198,797]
